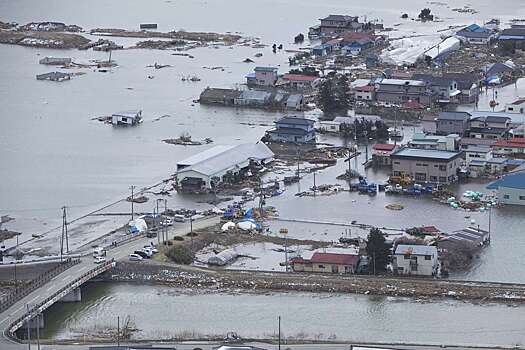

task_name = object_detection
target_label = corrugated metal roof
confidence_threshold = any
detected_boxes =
[392,148,462,160]
[487,172,525,190]
[177,143,274,177]
[438,111,471,121]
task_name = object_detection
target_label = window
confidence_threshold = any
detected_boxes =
[317,264,325,269]
[439,165,446,171]
[415,173,427,181]
[519,196,525,201]
[404,255,411,260]
[439,176,447,182]
[393,171,400,176]
[425,255,431,260]
[430,176,437,182]
[393,161,400,165]
[503,195,510,199]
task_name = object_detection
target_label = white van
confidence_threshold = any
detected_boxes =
[93,247,106,258]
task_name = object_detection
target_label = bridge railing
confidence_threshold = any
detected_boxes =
[5,259,114,340]
[0,258,80,313]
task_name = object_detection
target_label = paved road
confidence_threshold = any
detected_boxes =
[0,216,220,350]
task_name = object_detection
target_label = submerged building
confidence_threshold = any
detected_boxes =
[175,143,274,192]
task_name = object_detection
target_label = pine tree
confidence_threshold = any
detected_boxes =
[367,228,390,274]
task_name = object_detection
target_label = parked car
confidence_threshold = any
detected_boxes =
[128,253,143,261]
[144,245,158,253]
[94,256,106,264]
[133,250,149,259]
[141,248,154,257]
[173,215,186,222]
[93,246,106,258]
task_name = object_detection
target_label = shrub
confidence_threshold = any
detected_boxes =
[165,245,193,264]
[173,236,184,241]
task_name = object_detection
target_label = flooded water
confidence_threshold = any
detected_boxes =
[41,282,525,347]
[3,0,525,345]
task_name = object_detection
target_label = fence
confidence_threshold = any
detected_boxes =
[5,260,114,341]
[0,258,80,313]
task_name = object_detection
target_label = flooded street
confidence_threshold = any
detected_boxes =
[41,282,525,347]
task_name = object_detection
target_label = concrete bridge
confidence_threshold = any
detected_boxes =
[0,216,219,350]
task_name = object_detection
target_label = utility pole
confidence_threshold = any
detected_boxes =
[279,228,289,271]
[60,206,69,262]
[190,216,194,253]
[26,304,31,350]
[117,316,120,347]
[36,313,40,350]
[373,252,376,275]
[14,233,19,290]
[129,185,136,220]
[278,316,281,350]
[313,170,316,196]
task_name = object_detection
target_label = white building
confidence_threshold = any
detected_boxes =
[393,244,438,276]
[176,143,274,192]
[505,99,525,114]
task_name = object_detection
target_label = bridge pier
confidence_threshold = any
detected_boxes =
[19,314,44,330]
[59,287,82,302]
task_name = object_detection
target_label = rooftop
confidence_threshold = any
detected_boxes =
[487,172,525,190]
[378,79,426,87]
[254,66,278,72]
[310,252,359,265]
[373,143,396,151]
[509,98,525,105]
[282,74,318,82]
[177,143,274,177]
[494,138,525,148]
[412,74,455,87]
[276,116,315,126]
[391,148,463,161]
[438,111,471,121]
[395,244,437,256]
[320,14,358,22]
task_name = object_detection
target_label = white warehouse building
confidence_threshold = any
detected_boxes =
[176,143,274,192]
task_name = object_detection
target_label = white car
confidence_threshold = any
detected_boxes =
[94,256,106,264]
[141,248,154,257]
[144,245,158,254]
[129,253,143,261]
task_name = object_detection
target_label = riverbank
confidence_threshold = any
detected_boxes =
[103,261,525,304]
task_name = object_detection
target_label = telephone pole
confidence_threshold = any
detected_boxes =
[60,206,69,261]
[129,185,136,220]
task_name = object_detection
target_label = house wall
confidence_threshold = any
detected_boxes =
[505,104,525,114]
[277,122,315,132]
[498,186,525,205]
[436,119,468,135]
[391,157,461,183]
[421,120,437,134]
[393,253,437,276]
[268,131,315,143]
[254,71,277,86]
[355,90,375,101]
[465,150,491,163]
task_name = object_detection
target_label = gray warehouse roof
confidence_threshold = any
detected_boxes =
[391,148,463,161]
[177,143,274,177]
[437,111,471,121]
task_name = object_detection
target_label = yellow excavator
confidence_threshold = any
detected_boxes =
[388,173,412,186]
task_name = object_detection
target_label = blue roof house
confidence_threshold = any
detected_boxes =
[266,117,316,143]
[312,43,332,56]
[487,168,525,206]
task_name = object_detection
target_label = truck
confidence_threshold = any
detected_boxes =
[93,246,106,258]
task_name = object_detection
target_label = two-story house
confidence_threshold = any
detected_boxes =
[319,15,363,35]
[411,74,460,104]
[374,79,436,106]
[390,148,464,184]
[442,72,480,104]
[393,244,438,276]
[265,116,316,143]
[248,67,278,87]
[436,111,471,136]
[468,115,510,139]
